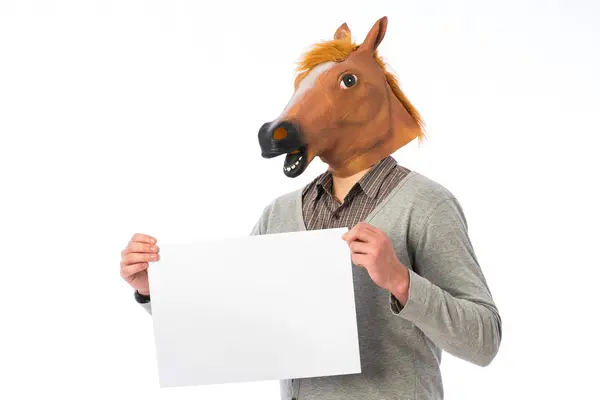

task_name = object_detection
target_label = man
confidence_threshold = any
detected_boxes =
[119,16,501,400]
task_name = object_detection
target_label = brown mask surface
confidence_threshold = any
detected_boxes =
[258,16,425,178]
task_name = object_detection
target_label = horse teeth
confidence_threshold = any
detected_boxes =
[299,156,303,160]
[291,165,296,169]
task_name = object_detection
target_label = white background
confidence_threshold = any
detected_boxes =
[0,0,599,399]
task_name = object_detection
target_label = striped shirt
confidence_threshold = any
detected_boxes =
[301,156,411,230]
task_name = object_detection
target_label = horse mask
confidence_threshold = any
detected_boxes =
[258,16,425,178]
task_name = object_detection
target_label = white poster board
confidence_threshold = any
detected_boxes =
[148,228,361,388]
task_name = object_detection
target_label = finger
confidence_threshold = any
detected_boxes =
[351,253,369,268]
[342,224,362,241]
[121,262,149,279]
[344,225,377,243]
[121,252,159,266]
[130,233,157,245]
[122,242,159,257]
[350,222,383,239]
[358,222,382,235]
[349,240,371,255]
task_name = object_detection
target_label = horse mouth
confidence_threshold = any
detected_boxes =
[283,147,308,178]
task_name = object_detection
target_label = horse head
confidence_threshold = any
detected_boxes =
[258,16,425,178]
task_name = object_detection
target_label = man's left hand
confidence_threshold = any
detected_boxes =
[342,222,410,305]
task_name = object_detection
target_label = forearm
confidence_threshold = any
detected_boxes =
[393,269,501,366]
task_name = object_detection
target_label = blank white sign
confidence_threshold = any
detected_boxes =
[148,228,361,388]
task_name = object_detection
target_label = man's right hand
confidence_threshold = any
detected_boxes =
[120,233,160,296]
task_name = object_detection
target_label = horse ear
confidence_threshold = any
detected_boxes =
[334,23,351,41]
[359,16,388,53]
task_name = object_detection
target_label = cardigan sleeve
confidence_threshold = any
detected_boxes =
[390,197,502,367]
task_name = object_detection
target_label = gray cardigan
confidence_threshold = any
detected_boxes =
[141,170,502,400]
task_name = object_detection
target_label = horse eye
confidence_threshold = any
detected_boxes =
[340,74,358,89]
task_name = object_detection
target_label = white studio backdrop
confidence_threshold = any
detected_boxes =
[0,0,599,399]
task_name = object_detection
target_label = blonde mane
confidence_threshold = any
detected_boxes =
[296,39,425,138]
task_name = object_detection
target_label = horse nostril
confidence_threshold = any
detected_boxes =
[273,127,288,140]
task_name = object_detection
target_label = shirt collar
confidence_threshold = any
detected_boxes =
[312,156,398,201]
[314,171,334,201]
[357,156,398,199]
